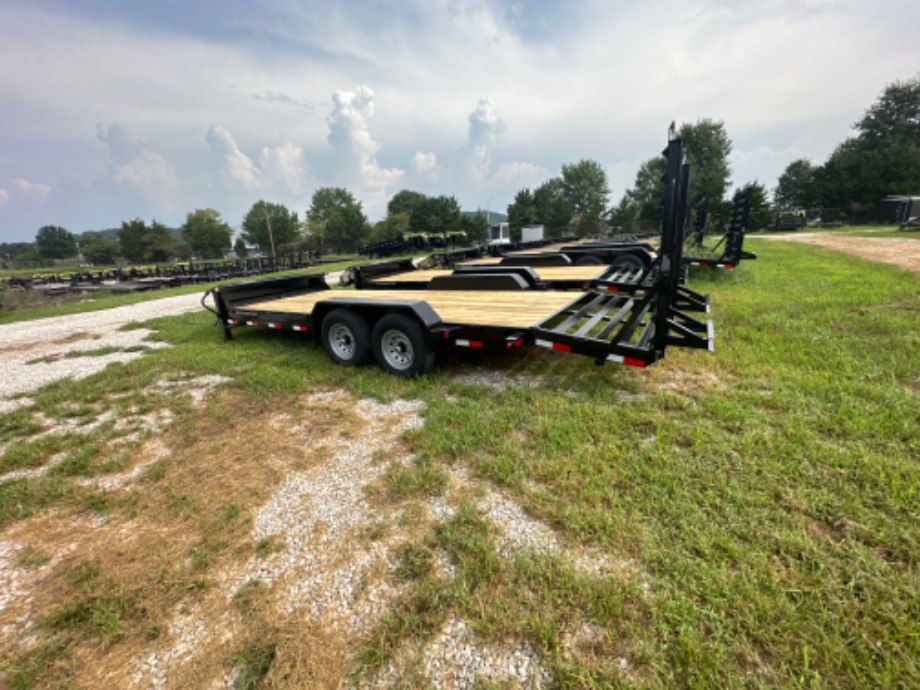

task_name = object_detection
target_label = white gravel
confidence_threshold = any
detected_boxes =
[0,293,206,412]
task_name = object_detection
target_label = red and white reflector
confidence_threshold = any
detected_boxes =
[606,353,647,368]
[267,322,281,329]
[246,320,258,327]
[455,339,483,349]
[226,319,239,326]
[535,339,570,353]
[292,325,308,332]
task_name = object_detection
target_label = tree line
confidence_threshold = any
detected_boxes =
[774,75,920,223]
[3,188,490,269]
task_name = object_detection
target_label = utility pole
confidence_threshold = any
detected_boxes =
[264,210,277,269]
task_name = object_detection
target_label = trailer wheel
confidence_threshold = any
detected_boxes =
[372,313,434,377]
[574,255,603,266]
[610,254,646,272]
[321,309,372,366]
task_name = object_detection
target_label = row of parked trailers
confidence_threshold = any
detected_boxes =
[203,130,716,377]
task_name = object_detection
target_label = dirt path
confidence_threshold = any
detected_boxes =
[753,233,920,273]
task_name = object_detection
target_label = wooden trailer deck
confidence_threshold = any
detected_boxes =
[373,265,612,284]
[245,289,578,329]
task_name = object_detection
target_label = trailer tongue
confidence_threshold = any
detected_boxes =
[203,128,712,376]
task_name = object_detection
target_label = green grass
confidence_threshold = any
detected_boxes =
[1,238,917,688]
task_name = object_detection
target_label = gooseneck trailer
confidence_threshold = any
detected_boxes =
[203,129,712,377]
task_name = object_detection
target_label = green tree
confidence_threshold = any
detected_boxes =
[506,188,536,237]
[368,212,410,244]
[809,75,920,221]
[181,208,233,260]
[307,188,368,254]
[241,201,300,257]
[774,159,816,211]
[117,219,179,263]
[532,178,573,233]
[233,236,249,258]
[679,119,733,226]
[456,211,488,243]
[740,181,773,230]
[560,160,609,235]
[79,233,120,265]
[387,190,427,218]
[855,75,920,144]
[146,221,179,262]
[35,225,78,260]
[401,194,461,235]
[117,219,150,263]
[608,195,639,234]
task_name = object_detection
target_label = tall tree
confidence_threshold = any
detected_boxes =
[79,233,120,265]
[241,201,300,257]
[855,75,920,144]
[414,195,461,235]
[506,188,536,235]
[307,187,368,254]
[181,208,233,259]
[739,181,773,230]
[679,119,733,226]
[387,190,427,218]
[810,75,920,220]
[456,211,488,243]
[774,159,816,211]
[35,225,78,260]
[533,178,573,233]
[561,160,609,235]
[146,221,179,263]
[117,219,150,263]
[368,212,410,244]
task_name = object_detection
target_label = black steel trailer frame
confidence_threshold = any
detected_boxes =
[202,128,712,377]
[342,256,710,315]
[684,186,758,270]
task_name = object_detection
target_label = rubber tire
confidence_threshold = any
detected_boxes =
[609,254,647,272]
[372,313,434,377]
[321,309,372,367]
[574,254,604,266]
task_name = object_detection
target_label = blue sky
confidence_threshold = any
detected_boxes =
[1,0,918,243]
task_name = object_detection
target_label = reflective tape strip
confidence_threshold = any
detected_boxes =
[605,354,647,368]
[246,321,258,327]
[456,340,483,348]
[292,325,308,332]
[267,322,281,329]
[535,339,570,353]
[226,319,238,326]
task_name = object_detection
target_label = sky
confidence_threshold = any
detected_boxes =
[1,0,918,243]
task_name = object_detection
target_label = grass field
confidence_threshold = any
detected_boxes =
[0,237,918,688]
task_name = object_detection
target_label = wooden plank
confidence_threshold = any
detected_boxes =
[245,289,577,328]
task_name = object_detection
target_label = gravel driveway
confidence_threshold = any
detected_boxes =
[0,292,206,413]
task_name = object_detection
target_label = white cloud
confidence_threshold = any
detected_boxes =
[96,122,179,207]
[259,137,308,194]
[206,125,263,192]
[0,178,51,206]
[411,151,440,178]
[325,85,405,212]
[462,97,507,185]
